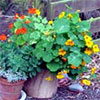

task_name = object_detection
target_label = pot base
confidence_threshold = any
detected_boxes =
[19,90,26,100]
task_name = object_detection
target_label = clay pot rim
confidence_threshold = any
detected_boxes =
[0,77,25,86]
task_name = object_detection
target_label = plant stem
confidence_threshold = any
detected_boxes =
[88,17,100,23]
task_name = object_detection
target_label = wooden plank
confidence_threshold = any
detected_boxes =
[47,0,100,19]
[93,39,100,48]
[90,19,100,33]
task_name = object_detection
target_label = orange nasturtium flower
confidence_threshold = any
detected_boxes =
[8,23,14,29]
[0,34,7,41]
[58,48,66,56]
[21,27,27,34]
[28,8,37,14]
[65,39,74,46]
[84,48,92,55]
[20,15,25,19]
[24,20,31,24]
[70,65,78,69]
[14,13,19,20]
[81,61,86,66]
[15,29,21,35]
[15,27,27,35]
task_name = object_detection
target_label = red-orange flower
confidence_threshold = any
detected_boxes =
[8,23,14,29]
[21,27,27,34]
[0,34,7,41]
[15,27,27,35]
[20,15,25,19]
[28,8,37,14]
[62,58,67,62]
[14,13,19,20]
[24,20,31,24]
[15,29,21,35]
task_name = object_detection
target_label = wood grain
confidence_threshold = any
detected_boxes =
[47,0,100,19]
[24,70,58,98]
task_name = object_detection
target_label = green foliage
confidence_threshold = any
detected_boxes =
[0,41,41,82]
[8,9,97,80]
[54,18,70,34]
[0,0,7,11]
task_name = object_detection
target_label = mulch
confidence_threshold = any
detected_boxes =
[1,15,100,100]
[26,85,100,100]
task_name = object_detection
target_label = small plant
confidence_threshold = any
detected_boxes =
[0,37,41,82]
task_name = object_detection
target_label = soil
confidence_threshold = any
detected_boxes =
[0,15,100,100]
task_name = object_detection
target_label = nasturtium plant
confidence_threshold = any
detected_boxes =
[8,8,100,80]
[52,11,99,79]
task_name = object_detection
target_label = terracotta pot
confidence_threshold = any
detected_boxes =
[0,78,25,100]
[24,70,58,99]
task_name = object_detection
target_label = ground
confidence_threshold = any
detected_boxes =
[26,84,100,100]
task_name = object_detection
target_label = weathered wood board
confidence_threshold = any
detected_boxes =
[90,19,100,33]
[47,0,100,33]
[47,0,100,19]
[93,39,100,48]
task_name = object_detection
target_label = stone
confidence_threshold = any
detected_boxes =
[68,83,84,92]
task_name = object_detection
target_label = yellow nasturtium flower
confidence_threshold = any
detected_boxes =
[93,44,99,53]
[78,18,81,22]
[58,48,66,56]
[67,13,73,19]
[53,34,56,39]
[84,35,92,42]
[48,20,53,25]
[86,41,93,48]
[58,12,65,19]
[45,76,53,81]
[56,74,64,79]
[91,67,97,75]
[44,31,50,36]
[84,48,92,55]
[81,79,91,86]
[82,32,86,36]
[76,10,80,13]
[36,9,40,15]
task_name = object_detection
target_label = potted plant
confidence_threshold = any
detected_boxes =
[0,35,41,100]
[8,8,100,98]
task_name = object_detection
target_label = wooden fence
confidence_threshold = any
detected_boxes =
[46,0,100,33]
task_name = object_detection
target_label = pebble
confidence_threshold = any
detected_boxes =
[68,83,84,92]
